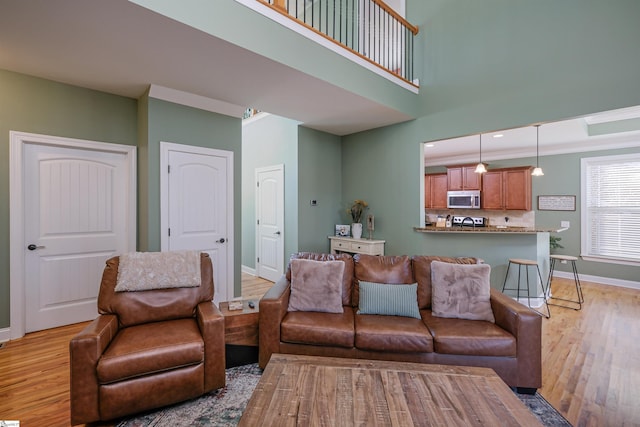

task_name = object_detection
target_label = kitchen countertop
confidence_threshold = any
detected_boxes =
[414,226,567,234]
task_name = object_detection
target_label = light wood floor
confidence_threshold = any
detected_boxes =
[1,275,638,426]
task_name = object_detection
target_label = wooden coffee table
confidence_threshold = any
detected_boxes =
[239,354,543,426]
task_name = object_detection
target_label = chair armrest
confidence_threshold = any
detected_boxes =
[258,275,291,368]
[490,288,542,389]
[69,314,119,425]
[197,301,226,391]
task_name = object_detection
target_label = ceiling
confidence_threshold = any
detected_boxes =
[424,105,640,166]
[0,0,413,136]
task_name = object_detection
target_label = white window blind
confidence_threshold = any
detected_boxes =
[582,153,640,264]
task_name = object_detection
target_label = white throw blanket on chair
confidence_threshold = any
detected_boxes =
[115,250,202,292]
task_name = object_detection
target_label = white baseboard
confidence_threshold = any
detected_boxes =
[241,265,256,276]
[553,270,640,290]
[0,327,11,343]
[507,270,640,308]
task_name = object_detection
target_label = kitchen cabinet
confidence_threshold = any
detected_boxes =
[424,173,448,209]
[482,166,533,210]
[447,165,481,190]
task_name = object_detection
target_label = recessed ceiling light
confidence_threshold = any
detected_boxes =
[493,134,504,138]
[425,143,435,147]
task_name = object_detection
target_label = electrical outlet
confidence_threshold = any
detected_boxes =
[561,221,570,228]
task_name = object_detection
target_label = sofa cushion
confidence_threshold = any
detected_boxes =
[357,281,421,319]
[97,318,204,384]
[355,314,433,353]
[288,258,344,313]
[353,255,413,307]
[421,310,516,357]
[287,252,354,306]
[431,261,495,323]
[281,309,355,348]
[412,256,479,310]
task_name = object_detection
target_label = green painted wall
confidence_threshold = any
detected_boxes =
[342,120,423,256]
[342,1,640,284]
[297,126,343,253]
[0,69,137,329]
[241,117,341,272]
[137,92,150,251]
[409,0,640,133]
[141,96,243,294]
[241,114,299,271]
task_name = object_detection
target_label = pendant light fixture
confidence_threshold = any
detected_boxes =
[532,125,544,176]
[474,133,487,174]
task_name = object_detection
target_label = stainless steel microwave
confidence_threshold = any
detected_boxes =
[447,190,481,209]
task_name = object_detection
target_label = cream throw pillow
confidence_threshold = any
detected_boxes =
[288,259,345,313]
[431,261,495,323]
[115,251,201,292]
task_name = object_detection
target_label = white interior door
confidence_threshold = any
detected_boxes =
[161,143,234,304]
[256,165,284,282]
[13,133,135,334]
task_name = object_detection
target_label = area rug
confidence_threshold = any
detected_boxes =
[117,364,571,427]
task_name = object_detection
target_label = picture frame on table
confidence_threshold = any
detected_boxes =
[335,224,351,237]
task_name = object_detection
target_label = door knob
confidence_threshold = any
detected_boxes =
[27,244,45,251]
[216,238,226,243]
[274,231,281,235]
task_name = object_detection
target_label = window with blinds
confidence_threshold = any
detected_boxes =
[581,153,640,265]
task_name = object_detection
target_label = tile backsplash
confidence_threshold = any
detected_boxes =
[425,209,535,228]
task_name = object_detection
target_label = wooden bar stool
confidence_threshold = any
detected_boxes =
[501,258,550,318]
[547,255,584,310]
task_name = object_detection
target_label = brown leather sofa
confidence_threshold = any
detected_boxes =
[69,253,226,425]
[260,253,542,392]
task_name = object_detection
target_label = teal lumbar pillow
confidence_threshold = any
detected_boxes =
[357,281,421,319]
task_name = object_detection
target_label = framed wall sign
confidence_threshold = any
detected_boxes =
[538,195,576,211]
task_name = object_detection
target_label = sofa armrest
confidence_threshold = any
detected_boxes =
[197,301,226,391]
[69,314,119,425]
[490,288,542,389]
[259,275,291,368]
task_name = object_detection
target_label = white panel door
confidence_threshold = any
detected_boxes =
[256,165,284,282]
[166,148,231,303]
[23,143,130,332]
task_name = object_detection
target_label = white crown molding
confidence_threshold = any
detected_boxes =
[148,85,247,118]
[584,105,640,125]
[425,134,640,167]
[242,112,271,126]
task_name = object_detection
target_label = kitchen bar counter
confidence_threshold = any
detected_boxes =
[414,226,567,234]
[413,224,562,294]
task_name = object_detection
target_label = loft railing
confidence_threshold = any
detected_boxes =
[260,0,418,84]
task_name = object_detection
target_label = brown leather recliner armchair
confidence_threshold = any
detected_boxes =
[69,252,225,425]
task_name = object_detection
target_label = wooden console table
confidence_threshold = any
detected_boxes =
[328,236,385,255]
